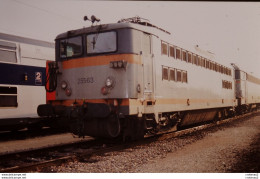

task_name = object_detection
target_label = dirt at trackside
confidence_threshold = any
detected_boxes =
[134,115,260,173]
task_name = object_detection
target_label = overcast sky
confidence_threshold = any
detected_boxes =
[1,1,260,77]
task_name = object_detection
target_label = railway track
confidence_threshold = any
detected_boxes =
[0,127,67,142]
[0,111,258,173]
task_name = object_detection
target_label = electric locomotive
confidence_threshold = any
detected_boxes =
[38,16,251,139]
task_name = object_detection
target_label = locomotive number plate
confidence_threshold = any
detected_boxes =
[78,77,94,84]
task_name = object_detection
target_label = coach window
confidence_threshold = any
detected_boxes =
[206,60,209,69]
[228,69,231,76]
[169,45,175,58]
[169,68,176,81]
[201,58,204,67]
[162,67,169,80]
[182,51,187,62]
[202,58,206,68]
[216,64,219,72]
[161,41,168,55]
[0,86,17,107]
[201,58,205,67]
[208,61,211,70]
[226,68,229,75]
[197,56,201,66]
[188,52,192,63]
[177,70,182,82]
[220,66,224,74]
[213,63,216,71]
[192,54,197,64]
[182,71,188,83]
[176,48,181,60]
[0,41,17,63]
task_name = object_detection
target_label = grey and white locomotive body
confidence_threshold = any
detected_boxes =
[39,17,253,139]
[144,29,236,127]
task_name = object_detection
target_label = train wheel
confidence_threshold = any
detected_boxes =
[105,115,121,138]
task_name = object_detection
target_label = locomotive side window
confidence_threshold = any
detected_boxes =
[0,86,18,107]
[169,45,175,58]
[0,40,17,63]
[169,68,176,81]
[162,67,169,80]
[60,36,82,58]
[161,41,168,55]
[87,31,117,54]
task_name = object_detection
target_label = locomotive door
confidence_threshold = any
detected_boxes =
[142,33,154,100]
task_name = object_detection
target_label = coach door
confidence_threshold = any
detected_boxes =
[142,33,154,100]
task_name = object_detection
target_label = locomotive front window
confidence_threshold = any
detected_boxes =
[60,36,82,58]
[86,31,117,54]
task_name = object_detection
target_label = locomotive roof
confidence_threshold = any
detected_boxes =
[55,22,171,40]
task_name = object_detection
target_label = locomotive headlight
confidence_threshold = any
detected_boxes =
[61,81,68,90]
[109,60,127,69]
[106,77,114,87]
[117,61,123,68]
[113,62,118,68]
[65,88,72,96]
[101,86,109,95]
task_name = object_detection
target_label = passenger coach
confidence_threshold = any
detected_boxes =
[0,33,54,131]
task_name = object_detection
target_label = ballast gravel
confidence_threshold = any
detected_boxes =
[48,114,260,173]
